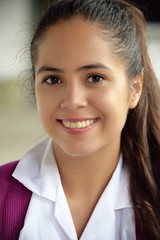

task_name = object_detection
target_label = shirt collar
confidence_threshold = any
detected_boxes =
[107,155,132,210]
[13,137,60,201]
[13,137,132,209]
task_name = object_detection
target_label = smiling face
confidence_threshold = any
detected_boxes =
[34,17,140,158]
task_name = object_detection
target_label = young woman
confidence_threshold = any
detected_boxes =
[0,0,160,239]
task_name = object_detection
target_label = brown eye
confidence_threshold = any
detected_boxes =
[44,76,62,84]
[88,75,104,83]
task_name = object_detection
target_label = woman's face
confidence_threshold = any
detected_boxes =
[35,17,139,158]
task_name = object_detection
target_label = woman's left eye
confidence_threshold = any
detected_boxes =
[87,75,104,83]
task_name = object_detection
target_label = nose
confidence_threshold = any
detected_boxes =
[60,83,88,111]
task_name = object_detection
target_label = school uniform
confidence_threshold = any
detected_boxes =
[11,137,136,240]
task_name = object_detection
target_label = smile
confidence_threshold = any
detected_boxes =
[61,119,97,129]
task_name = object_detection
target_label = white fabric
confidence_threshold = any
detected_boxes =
[13,137,136,240]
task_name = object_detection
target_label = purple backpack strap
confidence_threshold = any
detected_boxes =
[0,161,32,240]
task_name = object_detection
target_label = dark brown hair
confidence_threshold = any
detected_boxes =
[30,0,160,238]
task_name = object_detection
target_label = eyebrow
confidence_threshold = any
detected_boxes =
[36,63,112,75]
[77,63,112,72]
[36,66,64,75]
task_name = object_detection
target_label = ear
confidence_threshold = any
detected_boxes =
[129,72,144,109]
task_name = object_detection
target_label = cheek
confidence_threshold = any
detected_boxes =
[94,89,129,121]
[35,92,54,123]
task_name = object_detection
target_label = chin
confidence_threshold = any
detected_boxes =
[64,149,92,158]
[60,145,96,158]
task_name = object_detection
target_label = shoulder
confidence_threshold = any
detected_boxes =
[0,161,20,228]
[0,161,32,237]
[0,160,19,180]
[0,160,19,196]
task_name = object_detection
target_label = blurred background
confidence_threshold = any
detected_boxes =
[0,0,160,165]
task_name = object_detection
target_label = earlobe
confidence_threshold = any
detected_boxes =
[129,72,144,109]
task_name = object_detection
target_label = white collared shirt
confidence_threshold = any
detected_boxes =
[13,137,136,240]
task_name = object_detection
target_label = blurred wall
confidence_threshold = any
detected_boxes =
[0,1,46,164]
[0,0,32,80]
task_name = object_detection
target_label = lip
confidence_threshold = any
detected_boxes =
[58,117,97,121]
[57,118,99,134]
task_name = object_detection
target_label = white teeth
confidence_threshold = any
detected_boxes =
[62,119,96,129]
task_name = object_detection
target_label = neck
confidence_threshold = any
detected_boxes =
[53,141,121,239]
[53,142,120,199]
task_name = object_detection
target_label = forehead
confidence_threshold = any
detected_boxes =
[44,17,103,41]
[36,17,122,71]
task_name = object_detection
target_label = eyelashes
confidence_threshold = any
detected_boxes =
[87,74,105,83]
[43,76,62,84]
[42,74,106,85]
